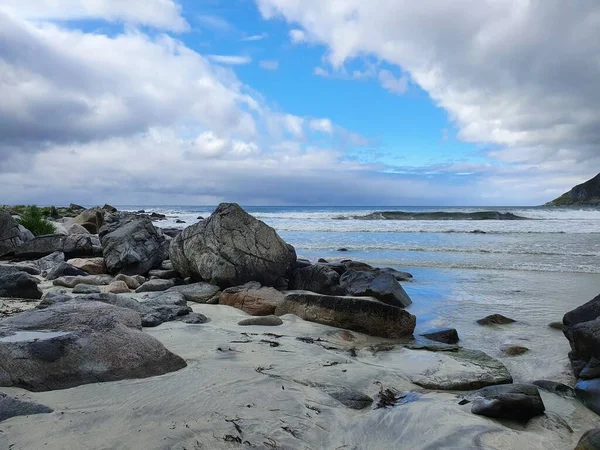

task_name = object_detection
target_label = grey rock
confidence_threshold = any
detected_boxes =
[238,315,283,326]
[0,209,29,256]
[135,279,176,293]
[53,275,113,288]
[0,272,42,299]
[275,291,416,339]
[167,282,221,303]
[294,259,312,269]
[0,393,53,422]
[100,213,168,275]
[339,270,412,307]
[14,234,94,259]
[148,269,179,279]
[34,251,65,272]
[548,321,563,330]
[580,358,600,380]
[72,284,101,294]
[379,267,413,282]
[576,428,600,450]
[0,301,186,391]
[161,260,174,270]
[169,203,296,288]
[220,283,284,316]
[46,262,88,280]
[532,380,576,398]
[114,273,144,290]
[476,314,516,325]
[420,328,459,344]
[0,264,40,276]
[463,383,545,422]
[177,313,209,324]
[288,264,344,295]
[320,385,373,410]
[501,345,529,356]
[37,292,72,309]
[575,379,600,416]
[66,223,90,235]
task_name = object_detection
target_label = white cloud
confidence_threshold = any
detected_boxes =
[0,0,188,31]
[207,54,252,65]
[196,15,233,32]
[259,60,279,71]
[289,29,306,44]
[378,69,408,95]
[242,33,268,42]
[313,67,329,77]
[310,119,333,134]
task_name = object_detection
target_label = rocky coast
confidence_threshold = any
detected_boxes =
[0,203,599,449]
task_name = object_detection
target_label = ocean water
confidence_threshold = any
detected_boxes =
[124,205,600,383]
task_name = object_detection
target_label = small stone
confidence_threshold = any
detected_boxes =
[477,314,516,326]
[104,280,131,294]
[114,273,143,290]
[501,345,529,356]
[178,313,209,324]
[548,321,563,330]
[420,328,459,345]
[337,248,349,252]
[238,315,283,326]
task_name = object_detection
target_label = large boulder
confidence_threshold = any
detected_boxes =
[14,234,94,259]
[67,257,106,275]
[66,208,104,234]
[100,214,168,275]
[46,262,88,280]
[167,282,221,303]
[0,301,186,391]
[169,203,296,288]
[461,384,545,423]
[339,270,412,307]
[0,271,42,299]
[288,265,344,295]
[0,210,32,257]
[274,291,416,339]
[219,282,285,316]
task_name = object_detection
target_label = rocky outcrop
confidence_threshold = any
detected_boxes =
[0,271,42,299]
[461,384,545,422]
[0,301,186,391]
[14,234,94,259]
[219,282,285,316]
[100,214,168,275]
[288,264,344,295]
[339,270,412,307]
[169,203,296,288]
[274,291,416,339]
[0,210,32,257]
[545,173,600,206]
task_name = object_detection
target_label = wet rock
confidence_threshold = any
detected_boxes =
[53,275,113,288]
[580,358,600,380]
[0,393,53,422]
[549,321,564,330]
[463,383,545,422]
[294,259,312,269]
[576,428,600,450]
[476,314,516,325]
[14,234,94,259]
[167,282,221,304]
[220,282,285,316]
[532,380,576,398]
[378,267,413,282]
[104,281,131,294]
[339,270,412,307]
[135,279,175,293]
[238,316,283,326]
[0,301,186,391]
[100,214,168,276]
[288,264,344,296]
[67,257,105,275]
[501,345,529,356]
[46,262,88,280]
[0,272,42,299]
[72,284,101,294]
[575,379,600,416]
[170,203,296,288]
[337,248,348,252]
[420,328,459,344]
[275,291,416,339]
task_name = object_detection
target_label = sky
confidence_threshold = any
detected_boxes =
[0,0,599,206]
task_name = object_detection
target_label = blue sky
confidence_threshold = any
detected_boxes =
[0,0,598,206]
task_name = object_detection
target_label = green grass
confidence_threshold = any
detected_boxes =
[17,205,57,236]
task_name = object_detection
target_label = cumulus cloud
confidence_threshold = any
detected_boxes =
[289,29,306,44]
[257,0,600,172]
[378,70,408,95]
[310,119,334,134]
[259,60,279,70]
[1,0,188,31]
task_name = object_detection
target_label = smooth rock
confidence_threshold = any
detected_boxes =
[169,203,296,288]
[501,345,529,356]
[379,267,413,282]
[46,262,88,280]
[14,234,94,259]
[549,321,564,330]
[177,313,209,324]
[477,314,516,325]
[161,260,174,270]
[575,379,600,416]
[0,301,186,391]
[238,316,283,326]
[294,259,312,269]
[135,279,175,293]
[66,223,90,235]
[339,270,412,307]
[0,393,53,422]
[67,257,105,275]
[37,292,73,309]
[67,208,104,234]
[274,291,416,339]
[114,274,144,290]
[420,328,459,345]
[220,283,285,316]
[53,275,113,288]
[288,264,344,296]
[580,358,600,380]
[463,383,545,422]
[167,282,221,304]
[72,284,101,294]
[100,214,168,275]
[104,281,131,294]
[0,272,42,299]
[532,380,576,398]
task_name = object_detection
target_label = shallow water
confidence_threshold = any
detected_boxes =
[123,205,600,383]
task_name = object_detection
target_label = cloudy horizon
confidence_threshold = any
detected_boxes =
[1,0,598,206]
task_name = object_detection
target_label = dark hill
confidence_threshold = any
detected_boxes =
[545,173,600,206]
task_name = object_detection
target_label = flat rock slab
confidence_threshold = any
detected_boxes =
[420,328,459,344]
[53,275,113,288]
[220,282,284,316]
[0,393,53,422]
[275,290,415,339]
[135,279,175,293]
[0,301,186,391]
[14,234,94,259]
[462,383,545,423]
[67,257,106,275]
[238,315,283,326]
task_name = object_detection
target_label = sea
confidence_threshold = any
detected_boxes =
[123,205,600,384]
